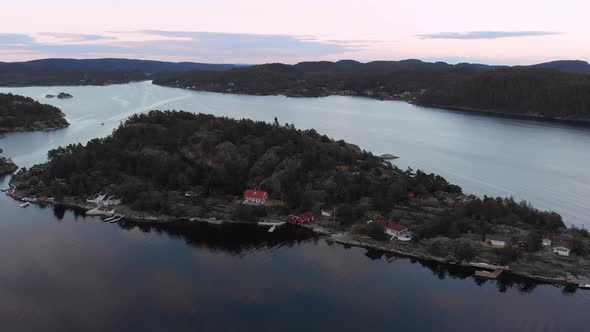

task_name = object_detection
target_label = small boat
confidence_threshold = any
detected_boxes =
[579,284,590,289]
[258,221,286,227]
[109,215,124,223]
[104,215,118,222]
[379,153,399,160]
[20,202,30,208]
[86,207,115,216]
[475,269,504,279]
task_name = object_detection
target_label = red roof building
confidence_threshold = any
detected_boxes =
[292,211,314,225]
[243,189,268,205]
[373,219,411,241]
[375,219,407,232]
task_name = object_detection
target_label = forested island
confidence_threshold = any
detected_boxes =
[0,93,69,133]
[8,110,590,284]
[153,60,590,122]
[0,148,17,176]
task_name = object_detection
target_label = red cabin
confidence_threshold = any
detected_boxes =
[243,189,268,205]
[292,212,314,225]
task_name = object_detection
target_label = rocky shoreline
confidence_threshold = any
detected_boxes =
[0,122,70,134]
[4,186,588,287]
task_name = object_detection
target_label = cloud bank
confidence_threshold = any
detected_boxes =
[417,31,561,40]
[0,31,360,63]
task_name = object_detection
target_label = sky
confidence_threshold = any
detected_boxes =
[0,0,588,65]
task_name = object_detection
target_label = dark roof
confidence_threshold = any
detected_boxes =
[297,211,313,221]
[375,219,408,232]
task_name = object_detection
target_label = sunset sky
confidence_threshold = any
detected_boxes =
[0,0,587,65]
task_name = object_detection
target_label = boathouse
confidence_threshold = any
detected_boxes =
[321,209,333,217]
[292,212,314,225]
[485,234,510,248]
[243,189,268,205]
[374,220,411,241]
[553,243,572,256]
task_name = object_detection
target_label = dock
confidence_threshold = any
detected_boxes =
[475,269,504,279]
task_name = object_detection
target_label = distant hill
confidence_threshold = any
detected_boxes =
[529,60,590,75]
[0,58,240,86]
[154,59,590,122]
[153,59,495,97]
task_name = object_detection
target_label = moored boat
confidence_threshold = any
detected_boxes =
[20,202,29,208]
[579,284,590,289]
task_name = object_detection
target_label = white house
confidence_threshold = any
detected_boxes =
[87,194,121,207]
[374,220,412,241]
[485,235,510,248]
[321,209,333,217]
[542,238,552,246]
[553,244,572,257]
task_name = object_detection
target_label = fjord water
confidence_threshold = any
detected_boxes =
[0,82,589,331]
[1,81,589,226]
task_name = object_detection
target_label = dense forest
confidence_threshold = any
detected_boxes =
[417,68,590,120]
[0,58,238,86]
[153,60,492,98]
[0,93,69,131]
[12,111,564,242]
[0,148,17,176]
[154,60,590,121]
[15,111,457,213]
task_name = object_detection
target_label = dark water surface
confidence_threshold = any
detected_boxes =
[0,82,589,331]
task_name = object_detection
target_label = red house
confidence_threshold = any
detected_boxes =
[374,219,411,241]
[243,189,268,205]
[292,212,314,225]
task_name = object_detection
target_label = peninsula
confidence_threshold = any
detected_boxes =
[153,60,590,123]
[0,93,70,133]
[7,111,590,285]
[0,148,17,176]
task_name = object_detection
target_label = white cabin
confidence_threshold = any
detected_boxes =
[553,246,571,257]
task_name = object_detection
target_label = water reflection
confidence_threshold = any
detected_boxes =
[119,222,318,256]
[114,220,562,297]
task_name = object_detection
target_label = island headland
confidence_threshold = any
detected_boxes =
[0,93,70,133]
[6,110,590,286]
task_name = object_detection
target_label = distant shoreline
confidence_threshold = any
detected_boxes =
[153,82,590,127]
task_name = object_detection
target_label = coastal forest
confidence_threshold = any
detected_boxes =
[154,60,590,121]
[0,93,69,131]
[12,111,566,241]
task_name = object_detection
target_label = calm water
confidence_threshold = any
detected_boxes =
[0,82,589,331]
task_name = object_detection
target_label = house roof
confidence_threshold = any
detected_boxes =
[296,211,313,221]
[485,234,510,242]
[375,219,407,232]
[244,189,268,199]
